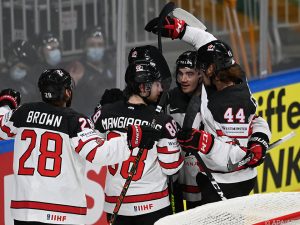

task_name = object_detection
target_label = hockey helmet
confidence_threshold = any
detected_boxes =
[38,69,74,103]
[128,45,171,81]
[197,40,235,72]
[5,40,38,67]
[125,59,161,84]
[0,88,21,109]
[176,50,198,71]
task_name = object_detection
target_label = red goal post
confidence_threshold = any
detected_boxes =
[155,192,300,225]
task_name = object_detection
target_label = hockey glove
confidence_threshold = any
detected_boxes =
[177,129,214,154]
[246,132,269,167]
[145,16,187,40]
[127,125,161,150]
[0,88,21,109]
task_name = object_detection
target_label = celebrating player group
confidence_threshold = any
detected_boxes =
[0,2,271,225]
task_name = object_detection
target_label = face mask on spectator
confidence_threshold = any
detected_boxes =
[45,49,62,66]
[86,47,105,62]
[10,66,27,80]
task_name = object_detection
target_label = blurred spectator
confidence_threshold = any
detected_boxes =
[2,40,39,103]
[66,26,115,115]
[33,31,65,77]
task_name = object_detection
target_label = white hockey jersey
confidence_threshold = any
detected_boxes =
[92,101,184,216]
[179,26,271,184]
[0,102,130,224]
[168,87,202,202]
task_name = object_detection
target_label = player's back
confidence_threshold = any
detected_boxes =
[202,82,256,147]
[93,100,183,216]
[7,102,92,224]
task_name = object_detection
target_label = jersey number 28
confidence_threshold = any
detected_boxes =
[18,129,63,177]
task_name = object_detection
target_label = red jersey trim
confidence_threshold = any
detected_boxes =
[157,146,180,154]
[86,142,104,162]
[1,125,15,137]
[105,188,169,203]
[75,137,98,153]
[159,155,184,169]
[11,200,87,215]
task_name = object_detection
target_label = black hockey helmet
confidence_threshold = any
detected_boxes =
[0,88,21,109]
[5,40,38,67]
[128,45,171,83]
[197,40,235,72]
[125,60,161,84]
[38,69,74,104]
[176,50,198,71]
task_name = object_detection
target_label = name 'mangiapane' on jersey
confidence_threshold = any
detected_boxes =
[92,100,184,216]
[0,102,130,224]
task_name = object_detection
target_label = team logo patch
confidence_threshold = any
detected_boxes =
[207,44,215,51]
[136,65,144,72]
[96,137,105,145]
[131,51,137,58]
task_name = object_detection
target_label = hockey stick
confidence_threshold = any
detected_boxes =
[110,4,175,224]
[152,1,174,113]
[171,8,207,30]
[181,85,227,201]
[227,131,296,172]
[157,2,175,53]
[109,147,147,225]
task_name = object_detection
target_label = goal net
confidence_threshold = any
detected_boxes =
[155,192,300,225]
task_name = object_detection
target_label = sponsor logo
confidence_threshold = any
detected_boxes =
[134,126,140,145]
[79,129,96,138]
[47,214,67,222]
[200,132,210,153]
[133,203,154,212]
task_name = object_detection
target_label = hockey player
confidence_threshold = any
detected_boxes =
[92,50,184,225]
[168,51,203,210]
[145,16,271,204]
[0,69,156,225]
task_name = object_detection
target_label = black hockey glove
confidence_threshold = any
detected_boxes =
[127,125,161,150]
[0,88,21,109]
[245,132,269,168]
[145,16,187,40]
[177,129,214,154]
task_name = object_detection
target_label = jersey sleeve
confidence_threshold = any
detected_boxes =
[251,116,272,141]
[0,106,17,140]
[156,117,184,175]
[182,26,217,50]
[70,115,130,166]
[199,136,247,172]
